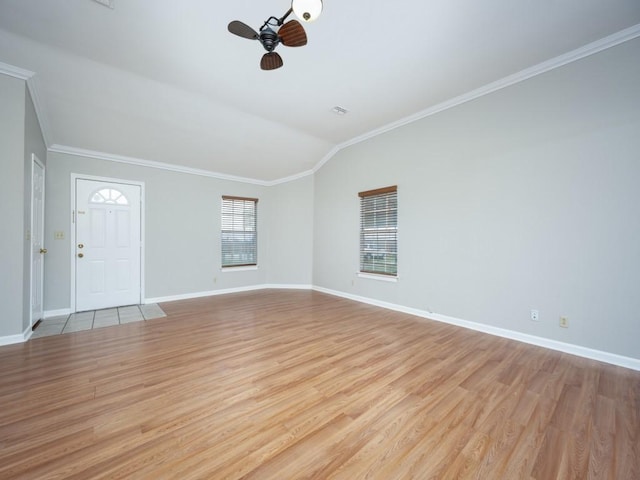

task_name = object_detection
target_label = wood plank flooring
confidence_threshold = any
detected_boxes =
[0,290,638,479]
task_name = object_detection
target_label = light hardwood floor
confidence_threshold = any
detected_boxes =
[1,290,638,479]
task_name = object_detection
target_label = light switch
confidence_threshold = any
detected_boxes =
[54,231,65,240]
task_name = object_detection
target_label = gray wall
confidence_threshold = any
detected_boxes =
[313,38,640,359]
[44,152,314,310]
[4,38,639,363]
[265,175,314,286]
[0,74,26,336]
[0,75,47,338]
[23,87,47,331]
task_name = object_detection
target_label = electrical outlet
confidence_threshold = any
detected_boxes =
[530,309,539,321]
[54,231,65,240]
[559,316,569,328]
[213,277,217,284]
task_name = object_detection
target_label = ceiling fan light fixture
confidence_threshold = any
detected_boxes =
[291,0,323,22]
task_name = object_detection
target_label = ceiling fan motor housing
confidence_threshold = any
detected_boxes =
[260,27,279,52]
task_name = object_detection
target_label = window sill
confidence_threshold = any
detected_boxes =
[357,272,398,283]
[221,265,258,272]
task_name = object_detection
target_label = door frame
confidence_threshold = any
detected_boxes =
[70,173,145,313]
[30,154,45,328]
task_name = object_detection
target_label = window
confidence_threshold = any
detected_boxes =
[90,188,129,205]
[221,196,258,268]
[359,186,397,276]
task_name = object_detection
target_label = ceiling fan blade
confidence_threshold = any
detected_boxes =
[279,20,307,47]
[261,52,283,70]
[228,20,259,40]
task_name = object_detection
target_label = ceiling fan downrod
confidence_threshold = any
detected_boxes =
[260,7,294,31]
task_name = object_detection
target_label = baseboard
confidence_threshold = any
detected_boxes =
[30,284,640,371]
[0,325,32,347]
[23,325,33,342]
[312,286,640,371]
[39,284,313,313]
[263,283,313,290]
[145,283,312,304]
[44,308,72,318]
[0,334,26,347]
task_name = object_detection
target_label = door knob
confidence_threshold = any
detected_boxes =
[77,253,84,258]
[40,248,47,254]
[78,243,84,249]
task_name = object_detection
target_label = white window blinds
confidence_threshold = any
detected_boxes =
[359,186,397,276]
[221,196,258,267]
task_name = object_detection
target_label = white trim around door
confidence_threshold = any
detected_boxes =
[70,174,145,312]
[30,154,45,329]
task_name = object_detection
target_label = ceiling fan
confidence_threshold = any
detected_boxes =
[228,0,323,71]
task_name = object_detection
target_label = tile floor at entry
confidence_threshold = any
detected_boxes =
[31,304,166,339]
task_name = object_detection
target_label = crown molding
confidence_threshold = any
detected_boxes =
[263,168,315,186]
[330,23,640,154]
[26,76,52,146]
[0,61,34,80]
[0,61,52,146]
[311,145,342,175]
[48,144,273,186]
[36,24,640,186]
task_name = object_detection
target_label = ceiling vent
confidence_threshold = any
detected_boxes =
[331,106,348,116]
[92,0,114,8]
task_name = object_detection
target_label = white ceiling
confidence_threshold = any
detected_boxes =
[1,0,639,182]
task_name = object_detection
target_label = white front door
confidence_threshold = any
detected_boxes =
[30,156,45,326]
[75,179,141,311]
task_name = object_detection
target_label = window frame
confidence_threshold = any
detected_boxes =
[221,195,258,269]
[358,185,398,277]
